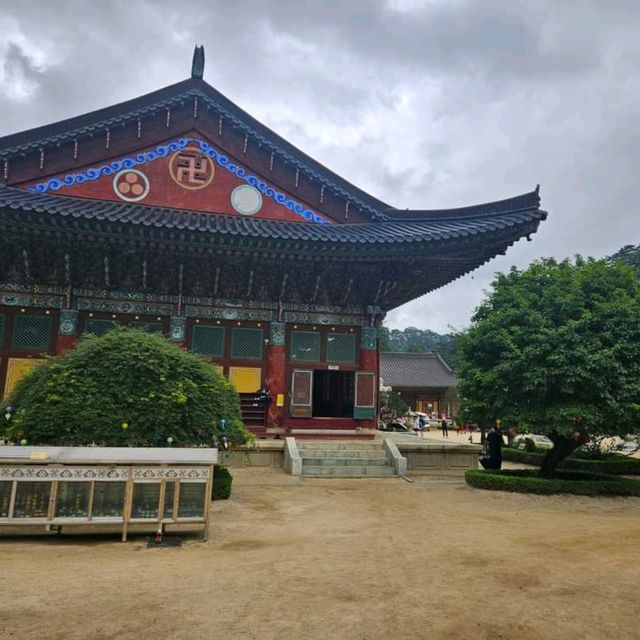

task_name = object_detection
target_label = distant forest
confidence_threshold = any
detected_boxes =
[379,244,640,370]
[607,244,640,276]
[378,326,459,367]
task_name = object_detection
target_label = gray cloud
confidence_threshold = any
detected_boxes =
[1,0,639,332]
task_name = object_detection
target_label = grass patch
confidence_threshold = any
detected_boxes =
[502,447,640,475]
[465,468,640,496]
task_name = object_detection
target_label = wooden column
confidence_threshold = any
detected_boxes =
[358,327,378,429]
[169,317,187,349]
[54,310,79,355]
[265,322,286,428]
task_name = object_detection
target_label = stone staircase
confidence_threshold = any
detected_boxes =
[297,441,397,478]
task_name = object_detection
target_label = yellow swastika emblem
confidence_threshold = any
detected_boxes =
[169,147,215,190]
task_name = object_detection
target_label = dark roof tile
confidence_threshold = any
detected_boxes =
[380,352,458,388]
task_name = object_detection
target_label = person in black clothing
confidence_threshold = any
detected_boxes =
[441,416,449,437]
[258,386,271,407]
[486,421,504,470]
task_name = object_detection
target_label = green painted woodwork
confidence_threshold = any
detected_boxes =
[128,321,163,334]
[290,331,321,362]
[354,406,375,419]
[11,315,52,350]
[230,327,263,360]
[191,325,225,357]
[327,333,356,363]
[85,319,117,337]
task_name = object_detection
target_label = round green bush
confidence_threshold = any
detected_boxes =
[1,328,251,447]
[213,465,233,500]
[465,469,640,497]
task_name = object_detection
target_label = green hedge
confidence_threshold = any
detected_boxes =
[502,447,640,475]
[465,469,640,496]
[213,465,233,500]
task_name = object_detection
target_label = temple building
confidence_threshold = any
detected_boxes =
[0,47,546,437]
[380,352,459,418]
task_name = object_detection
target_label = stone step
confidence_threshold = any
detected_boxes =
[302,465,396,478]
[299,449,387,459]
[301,456,389,466]
[296,441,383,451]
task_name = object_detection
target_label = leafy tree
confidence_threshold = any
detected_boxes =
[377,326,391,352]
[2,328,250,447]
[379,389,409,420]
[607,244,640,277]
[458,257,640,476]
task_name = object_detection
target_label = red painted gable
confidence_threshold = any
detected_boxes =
[22,132,337,225]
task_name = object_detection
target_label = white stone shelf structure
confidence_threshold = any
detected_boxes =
[0,446,217,541]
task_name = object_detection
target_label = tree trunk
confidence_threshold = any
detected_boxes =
[540,430,588,477]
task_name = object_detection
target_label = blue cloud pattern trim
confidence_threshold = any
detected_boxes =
[27,137,332,225]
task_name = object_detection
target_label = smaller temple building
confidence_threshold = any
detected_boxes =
[380,352,458,418]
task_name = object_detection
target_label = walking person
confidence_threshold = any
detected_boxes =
[441,416,449,437]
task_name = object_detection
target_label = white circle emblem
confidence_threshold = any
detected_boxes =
[112,169,150,202]
[230,185,263,215]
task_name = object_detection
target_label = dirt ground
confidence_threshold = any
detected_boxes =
[2,468,640,640]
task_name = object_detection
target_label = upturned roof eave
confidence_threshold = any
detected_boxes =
[0,186,545,250]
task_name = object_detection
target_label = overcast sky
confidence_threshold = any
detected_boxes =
[1,1,639,333]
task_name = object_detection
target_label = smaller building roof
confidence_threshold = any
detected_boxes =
[380,352,458,389]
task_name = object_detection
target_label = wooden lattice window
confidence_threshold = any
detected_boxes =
[327,333,356,363]
[231,327,263,360]
[85,319,118,336]
[289,331,321,362]
[129,321,163,334]
[11,315,52,351]
[191,325,225,357]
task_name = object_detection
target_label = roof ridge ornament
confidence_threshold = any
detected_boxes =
[191,45,205,79]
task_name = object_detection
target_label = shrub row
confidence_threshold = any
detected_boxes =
[502,447,640,475]
[465,469,640,497]
[212,465,233,500]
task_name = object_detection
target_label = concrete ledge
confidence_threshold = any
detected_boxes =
[391,437,481,476]
[226,441,285,470]
[284,437,302,476]
[383,437,407,476]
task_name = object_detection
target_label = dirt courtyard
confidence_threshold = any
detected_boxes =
[2,469,639,640]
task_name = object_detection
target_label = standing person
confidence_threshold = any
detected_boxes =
[486,420,504,470]
[441,416,449,437]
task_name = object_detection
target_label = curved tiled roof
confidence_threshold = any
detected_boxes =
[0,78,389,220]
[380,352,458,388]
[0,186,545,249]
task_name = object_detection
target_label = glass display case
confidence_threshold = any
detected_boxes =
[0,447,217,541]
[0,480,13,518]
[92,481,125,519]
[13,481,51,518]
[132,483,161,519]
[54,481,91,518]
[178,482,207,518]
